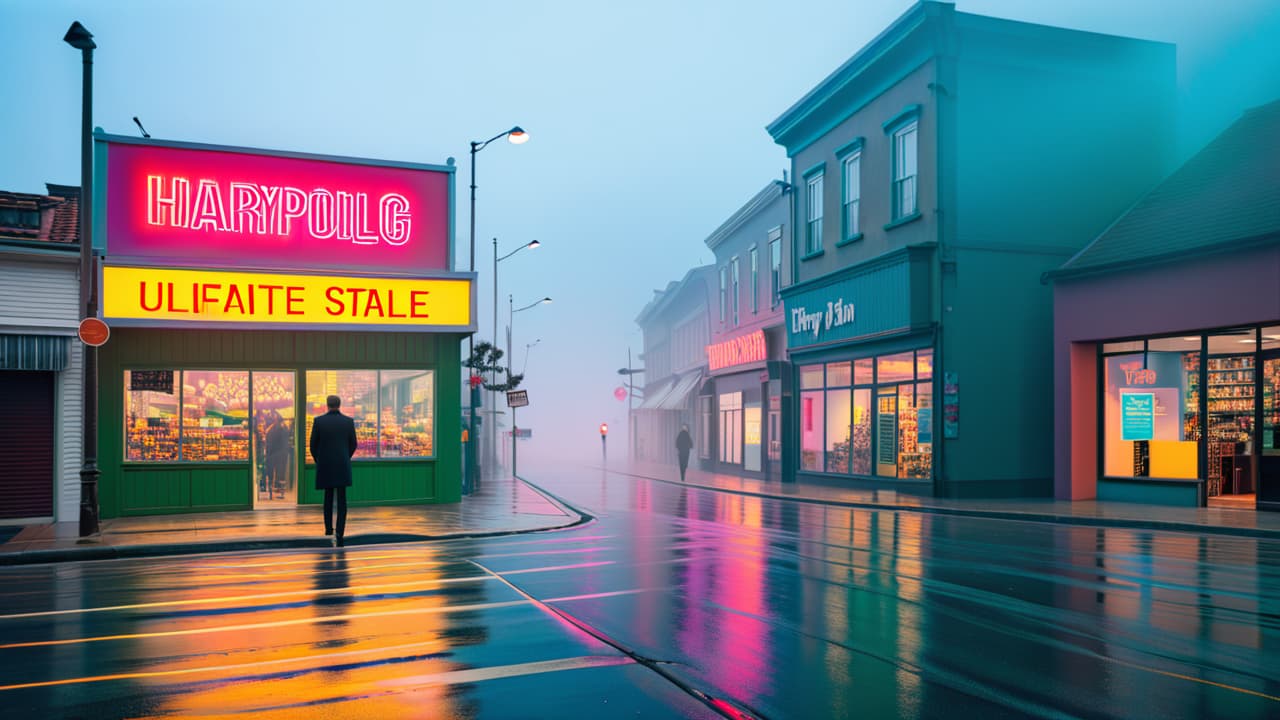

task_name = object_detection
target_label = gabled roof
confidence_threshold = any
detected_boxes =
[704,181,787,252]
[1051,100,1280,280]
[0,184,80,246]
[634,265,714,328]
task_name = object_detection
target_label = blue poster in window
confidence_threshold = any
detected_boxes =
[917,407,933,445]
[1121,392,1155,441]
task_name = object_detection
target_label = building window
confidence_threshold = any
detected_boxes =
[125,369,251,462]
[303,369,436,459]
[842,151,861,240]
[769,231,782,307]
[892,121,918,219]
[699,396,712,459]
[719,391,742,464]
[805,171,824,254]
[730,257,740,327]
[796,349,932,479]
[719,266,727,324]
[0,208,41,229]
[749,246,759,315]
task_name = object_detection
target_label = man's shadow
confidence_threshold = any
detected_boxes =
[312,553,355,650]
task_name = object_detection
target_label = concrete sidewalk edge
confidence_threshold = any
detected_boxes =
[0,478,591,567]
[612,467,1280,540]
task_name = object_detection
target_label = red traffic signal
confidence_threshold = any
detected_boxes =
[599,423,608,436]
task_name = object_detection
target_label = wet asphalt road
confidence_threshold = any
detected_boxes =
[1,466,1279,718]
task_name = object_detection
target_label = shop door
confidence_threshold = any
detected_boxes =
[252,372,297,508]
[1260,353,1280,507]
[0,371,54,519]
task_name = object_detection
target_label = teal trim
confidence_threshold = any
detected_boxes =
[834,137,865,159]
[93,131,109,252]
[800,248,825,261]
[882,104,923,134]
[802,161,826,179]
[836,233,864,247]
[884,211,922,231]
[782,242,936,298]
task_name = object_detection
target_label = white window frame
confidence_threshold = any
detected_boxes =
[892,121,918,220]
[769,230,782,307]
[842,151,861,239]
[719,266,727,324]
[730,256,740,327]
[805,172,823,254]
[749,245,759,315]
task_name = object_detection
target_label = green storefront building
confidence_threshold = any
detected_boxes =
[93,134,472,517]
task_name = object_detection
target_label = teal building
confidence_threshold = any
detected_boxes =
[767,1,1175,496]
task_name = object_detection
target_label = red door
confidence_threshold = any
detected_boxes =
[0,371,54,519]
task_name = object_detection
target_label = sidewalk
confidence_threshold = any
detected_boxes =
[619,461,1280,540]
[0,474,584,566]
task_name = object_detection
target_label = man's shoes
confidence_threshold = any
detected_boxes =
[335,535,345,548]
[325,528,333,536]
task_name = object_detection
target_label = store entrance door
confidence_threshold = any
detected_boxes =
[252,371,297,509]
[1260,353,1280,508]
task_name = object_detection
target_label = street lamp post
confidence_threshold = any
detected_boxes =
[492,237,540,473]
[64,21,99,537]
[509,295,550,476]
[466,126,528,494]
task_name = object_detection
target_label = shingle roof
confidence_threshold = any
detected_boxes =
[0,184,80,245]
[1054,99,1280,278]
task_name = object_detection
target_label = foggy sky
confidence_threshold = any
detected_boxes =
[2,0,1277,466]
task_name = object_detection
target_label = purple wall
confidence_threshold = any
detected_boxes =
[1053,245,1280,498]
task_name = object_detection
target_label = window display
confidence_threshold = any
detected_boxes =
[125,370,251,462]
[304,370,436,460]
[798,348,932,479]
[181,371,250,462]
[125,370,179,461]
[380,370,434,457]
[719,391,742,465]
[1102,344,1201,480]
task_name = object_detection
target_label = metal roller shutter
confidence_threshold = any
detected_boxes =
[0,371,54,519]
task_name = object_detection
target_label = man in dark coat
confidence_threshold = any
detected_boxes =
[310,395,357,546]
[675,424,693,482]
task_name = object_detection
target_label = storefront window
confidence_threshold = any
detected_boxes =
[877,352,914,384]
[798,348,932,478]
[305,370,378,458]
[699,396,712,459]
[854,358,873,385]
[826,361,852,387]
[852,388,871,474]
[719,392,743,464]
[1103,349,1199,479]
[800,364,824,390]
[800,390,824,471]
[379,370,435,457]
[181,371,250,462]
[1206,332,1254,496]
[825,389,851,473]
[125,370,180,461]
[916,349,933,380]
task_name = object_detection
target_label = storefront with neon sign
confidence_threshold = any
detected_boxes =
[92,134,472,516]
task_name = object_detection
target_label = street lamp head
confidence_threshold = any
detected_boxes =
[541,297,552,304]
[527,239,541,250]
[507,127,530,145]
[63,21,96,51]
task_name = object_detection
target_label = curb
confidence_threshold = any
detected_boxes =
[613,468,1280,541]
[0,478,591,567]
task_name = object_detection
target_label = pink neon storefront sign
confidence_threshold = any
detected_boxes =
[100,138,452,273]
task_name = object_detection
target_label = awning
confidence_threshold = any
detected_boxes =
[637,377,675,410]
[657,370,702,411]
[0,334,69,371]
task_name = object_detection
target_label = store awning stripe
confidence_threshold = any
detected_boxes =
[0,335,69,371]
[657,371,703,411]
[637,378,675,410]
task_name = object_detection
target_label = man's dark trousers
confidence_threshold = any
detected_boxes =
[324,487,347,537]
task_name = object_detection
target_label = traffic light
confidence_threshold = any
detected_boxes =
[600,423,608,436]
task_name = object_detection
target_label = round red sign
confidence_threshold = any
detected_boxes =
[614,386,627,402]
[78,317,110,347]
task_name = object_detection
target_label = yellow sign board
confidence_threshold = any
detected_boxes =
[102,265,472,329]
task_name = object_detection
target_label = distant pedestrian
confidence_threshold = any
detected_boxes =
[310,395,357,547]
[676,424,693,482]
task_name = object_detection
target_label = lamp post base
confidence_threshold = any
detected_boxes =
[78,464,100,536]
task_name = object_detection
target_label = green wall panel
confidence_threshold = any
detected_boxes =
[189,466,253,509]
[120,468,191,515]
[298,462,437,506]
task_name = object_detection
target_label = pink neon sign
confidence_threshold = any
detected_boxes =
[102,139,451,273]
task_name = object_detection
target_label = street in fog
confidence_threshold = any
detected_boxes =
[2,467,1277,718]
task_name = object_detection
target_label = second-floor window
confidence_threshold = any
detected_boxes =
[842,151,861,239]
[719,266,728,323]
[730,256,740,326]
[749,246,759,315]
[805,172,824,254]
[769,233,781,307]
[892,121,918,219]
